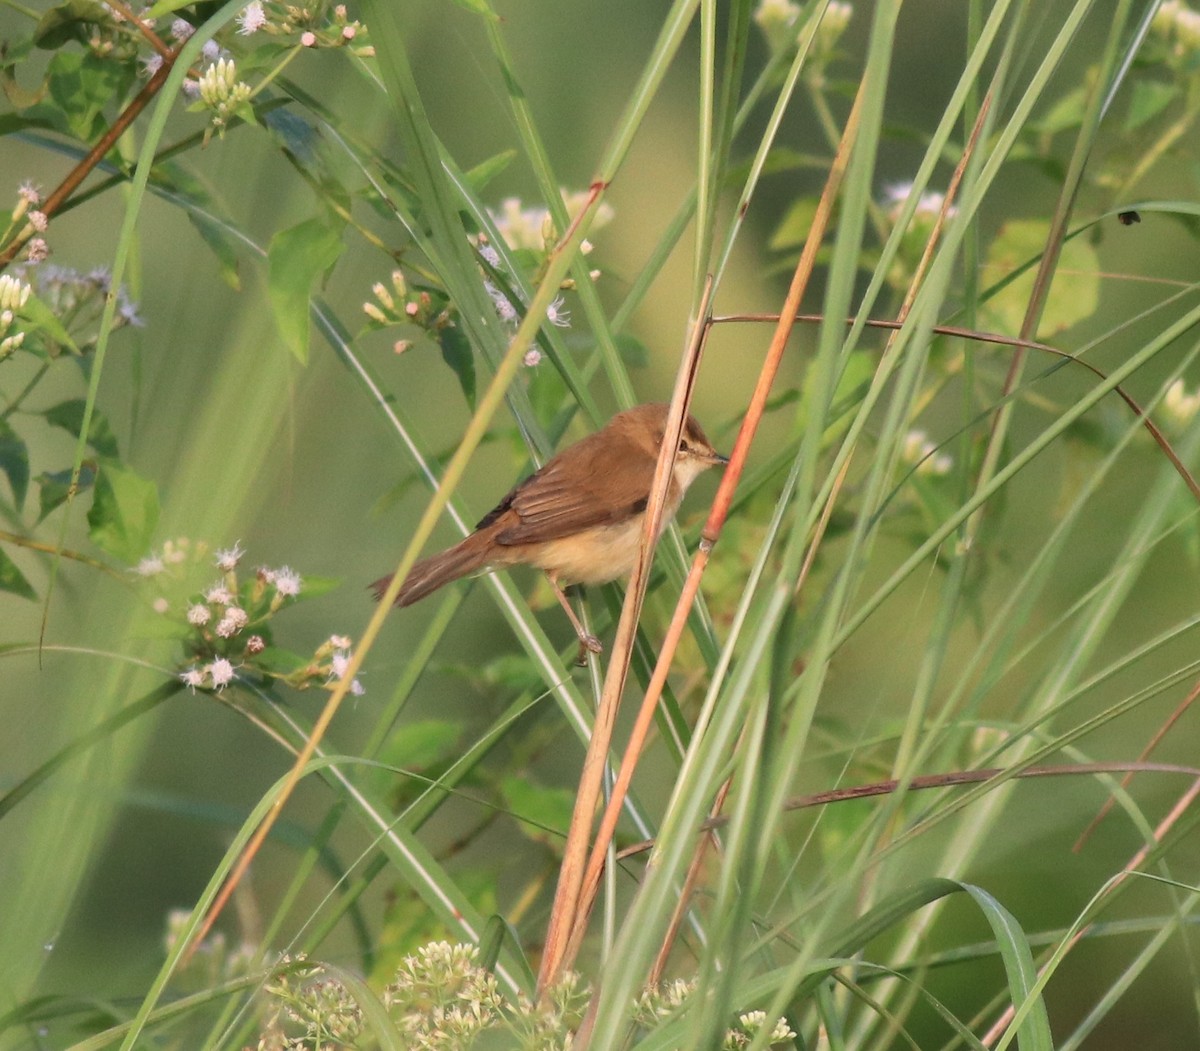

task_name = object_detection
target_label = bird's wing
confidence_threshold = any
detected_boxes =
[477,430,656,546]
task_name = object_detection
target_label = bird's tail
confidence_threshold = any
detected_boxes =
[370,533,493,608]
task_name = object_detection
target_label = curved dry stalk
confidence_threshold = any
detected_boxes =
[611,761,1200,862]
[712,312,1200,507]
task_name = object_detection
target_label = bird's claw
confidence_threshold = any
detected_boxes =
[574,633,604,665]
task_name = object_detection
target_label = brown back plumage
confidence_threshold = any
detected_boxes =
[371,403,723,608]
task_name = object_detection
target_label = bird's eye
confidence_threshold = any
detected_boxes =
[678,439,691,453]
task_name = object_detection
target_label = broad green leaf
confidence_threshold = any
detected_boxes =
[437,321,476,407]
[500,776,574,849]
[20,293,80,354]
[33,0,108,49]
[379,720,463,771]
[263,108,352,213]
[0,421,29,508]
[981,219,1100,336]
[36,464,94,522]
[770,196,819,251]
[86,460,160,564]
[0,39,47,110]
[267,216,346,363]
[43,400,119,458]
[153,163,242,290]
[1125,80,1176,131]
[42,49,133,140]
[615,333,649,367]
[0,548,35,601]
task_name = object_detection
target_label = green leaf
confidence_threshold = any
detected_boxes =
[153,163,242,290]
[42,49,133,140]
[770,196,820,251]
[0,548,36,601]
[263,108,352,213]
[19,293,80,354]
[464,149,517,192]
[267,216,346,363]
[615,333,649,367]
[379,720,463,771]
[0,421,29,508]
[33,0,108,49]
[43,400,119,458]
[36,464,94,522]
[500,776,574,849]
[436,322,476,407]
[1125,80,1176,131]
[981,219,1100,336]
[86,460,159,565]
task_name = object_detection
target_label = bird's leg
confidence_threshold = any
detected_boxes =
[546,572,603,664]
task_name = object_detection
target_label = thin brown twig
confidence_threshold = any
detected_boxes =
[612,761,1200,862]
[1073,676,1200,852]
[712,313,1200,507]
[104,0,173,58]
[0,48,183,270]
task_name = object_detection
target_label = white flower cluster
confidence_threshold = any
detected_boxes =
[0,275,31,359]
[902,429,953,477]
[196,58,253,127]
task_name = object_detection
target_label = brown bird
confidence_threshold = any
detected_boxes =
[371,403,727,656]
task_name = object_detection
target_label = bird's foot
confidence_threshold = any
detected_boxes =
[574,633,604,665]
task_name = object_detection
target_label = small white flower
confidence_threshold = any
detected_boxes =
[330,650,351,679]
[204,583,233,605]
[545,296,570,327]
[273,566,302,597]
[0,274,31,311]
[1163,378,1200,428]
[216,606,248,638]
[208,658,236,689]
[201,39,221,62]
[300,31,317,46]
[187,603,212,626]
[329,635,352,649]
[170,18,194,40]
[27,210,47,232]
[523,348,542,368]
[237,2,267,35]
[180,666,207,692]
[17,181,41,206]
[140,53,163,77]
[135,555,165,577]
[214,541,245,571]
[152,597,169,614]
[902,429,953,476]
[328,648,365,696]
[25,238,48,264]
